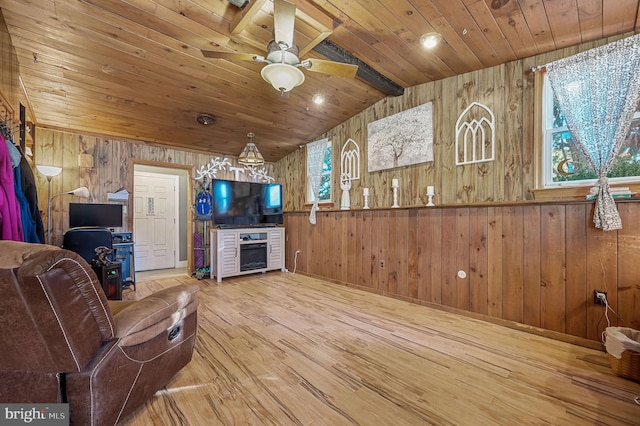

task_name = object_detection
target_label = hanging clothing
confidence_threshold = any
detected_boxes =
[14,164,39,243]
[0,134,23,241]
[17,148,44,243]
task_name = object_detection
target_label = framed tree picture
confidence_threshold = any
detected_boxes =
[367,102,434,172]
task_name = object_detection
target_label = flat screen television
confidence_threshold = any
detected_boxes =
[211,179,283,226]
[69,203,123,229]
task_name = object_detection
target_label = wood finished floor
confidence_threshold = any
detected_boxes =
[120,272,640,425]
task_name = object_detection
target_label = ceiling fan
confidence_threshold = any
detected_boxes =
[201,0,358,95]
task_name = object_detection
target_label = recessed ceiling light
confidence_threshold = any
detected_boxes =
[312,94,324,105]
[196,113,216,125]
[420,32,442,49]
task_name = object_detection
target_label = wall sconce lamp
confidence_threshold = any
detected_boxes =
[238,132,265,166]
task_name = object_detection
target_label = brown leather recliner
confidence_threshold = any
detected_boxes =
[0,241,199,425]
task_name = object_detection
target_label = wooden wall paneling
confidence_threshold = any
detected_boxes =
[97,138,116,202]
[476,66,496,202]
[413,84,436,206]
[350,211,361,287]
[386,210,398,294]
[430,81,444,206]
[520,56,537,198]
[503,60,524,201]
[585,209,619,342]
[285,214,294,271]
[407,209,419,299]
[283,214,293,271]
[492,64,506,201]
[564,204,588,338]
[0,13,18,111]
[456,71,479,204]
[440,208,457,307]
[468,207,488,315]
[368,210,380,290]
[77,134,99,202]
[522,205,542,328]
[377,210,390,293]
[428,208,443,304]
[48,131,65,245]
[50,132,78,245]
[302,213,314,274]
[539,205,566,334]
[487,206,503,318]
[440,77,458,204]
[395,209,409,297]
[341,211,353,284]
[334,211,346,283]
[416,209,431,302]
[617,203,640,330]
[282,202,640,345]
[455,208,470,310]
[307,212,318,275]
[502,206,524,323]
[317,212,330,277]
[360,210,373,288]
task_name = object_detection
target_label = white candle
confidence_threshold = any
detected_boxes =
[427,185,435,196]
[363,187,369,196]
[392,178,398,188]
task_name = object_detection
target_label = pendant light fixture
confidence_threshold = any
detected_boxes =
[238,132,265,166]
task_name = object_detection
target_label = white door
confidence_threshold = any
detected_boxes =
[134,172,177,271]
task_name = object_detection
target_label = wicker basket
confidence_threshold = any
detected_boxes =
[608,350,640,382]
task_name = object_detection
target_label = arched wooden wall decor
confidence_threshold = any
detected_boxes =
[340,138,360,181]
[455,102,495,165]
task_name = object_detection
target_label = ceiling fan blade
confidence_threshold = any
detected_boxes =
[273,0,296,48]
[201,50,258,61]
[304,58,358,78]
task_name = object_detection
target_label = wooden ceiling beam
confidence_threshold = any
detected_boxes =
[229,0,268,34]
[313,39,404,97]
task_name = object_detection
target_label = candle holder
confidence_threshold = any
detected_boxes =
[426,194,435,207]
[392,186,399,208]
[426,186,435,206]
[363,194,370,209]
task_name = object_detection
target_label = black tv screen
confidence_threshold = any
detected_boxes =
[69,203,123,229]
[211,179,283,226]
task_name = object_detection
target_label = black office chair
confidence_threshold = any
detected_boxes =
[62,227,114,265]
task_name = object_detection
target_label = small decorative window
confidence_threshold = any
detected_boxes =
[542,73,640,187]
[307,141,332,202]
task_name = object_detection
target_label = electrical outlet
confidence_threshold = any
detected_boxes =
[380,260,385,269]
[593,290,607,305]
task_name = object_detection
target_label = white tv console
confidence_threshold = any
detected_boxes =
[209,227,285,282]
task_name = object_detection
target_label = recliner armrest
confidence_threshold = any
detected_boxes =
[110,284,199,346]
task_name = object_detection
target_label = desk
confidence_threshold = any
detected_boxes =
[112,232,136,290]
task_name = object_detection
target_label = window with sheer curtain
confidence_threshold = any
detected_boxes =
[543,34,640,230]
[542,73,640,188]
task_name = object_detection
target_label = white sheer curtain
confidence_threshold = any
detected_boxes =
[307,138,328,224]
[545,34,640,231]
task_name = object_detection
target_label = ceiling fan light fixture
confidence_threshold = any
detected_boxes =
[261,63,305,93]
[420,32,442,49]
[238,132,265,165]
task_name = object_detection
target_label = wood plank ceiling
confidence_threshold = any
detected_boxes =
[1,0,639,162]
